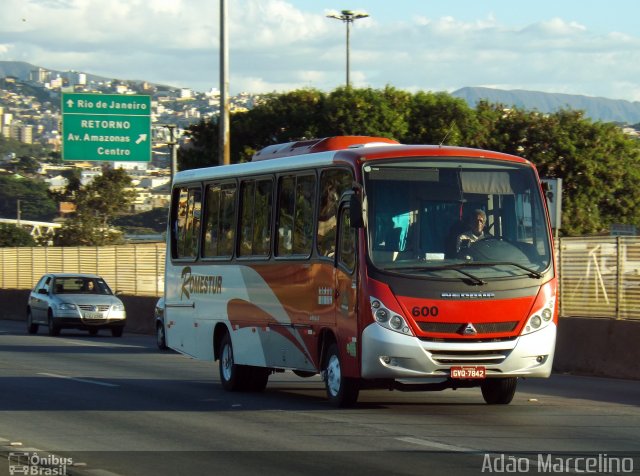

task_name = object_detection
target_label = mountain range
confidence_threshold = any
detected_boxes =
[451,87,640,125]
[2,60,640,124]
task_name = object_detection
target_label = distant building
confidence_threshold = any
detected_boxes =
[80,167,102,186]
[30,67,50,83]
[45,174,69,191]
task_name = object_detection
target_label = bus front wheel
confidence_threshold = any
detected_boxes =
[323,343,359,407]
[481,377,518,404]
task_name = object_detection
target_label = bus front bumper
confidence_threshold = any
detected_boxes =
[361,322,556,380]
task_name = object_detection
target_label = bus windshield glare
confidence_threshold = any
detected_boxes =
[363,158,552,280]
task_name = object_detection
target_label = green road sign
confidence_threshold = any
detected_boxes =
[62,93,151,162]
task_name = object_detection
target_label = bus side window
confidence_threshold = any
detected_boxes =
[338,207,356,272]
[239,178,273,257]
[172,186,202,259]
[277,174,316,257]
[203,182,237,258]
[317,168,353,258]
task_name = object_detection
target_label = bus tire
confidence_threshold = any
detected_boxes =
[247,366,270,392]
[324,343,359,407]
[481,377,517,404]
[219,332,251,391]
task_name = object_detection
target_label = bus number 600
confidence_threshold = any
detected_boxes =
[412,306,439,317]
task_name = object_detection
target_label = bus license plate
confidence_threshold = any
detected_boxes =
[451,366,486,379]
[84,311,104,319]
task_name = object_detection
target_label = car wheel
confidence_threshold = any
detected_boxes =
[27,310,39,335]
[48,311,60,337]
[111,326,124,337]
[88,328,99,336]
[323,343,359,407]
[156,322,168,350]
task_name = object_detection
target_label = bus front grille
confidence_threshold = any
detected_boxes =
[429,349,510,365]
[417,321,518,335]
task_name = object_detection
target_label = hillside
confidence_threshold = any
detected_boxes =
[4,60,640,124]
[452,87,640,124]
[0,60,166,89]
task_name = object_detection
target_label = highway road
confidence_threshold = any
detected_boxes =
[0,319,639,476]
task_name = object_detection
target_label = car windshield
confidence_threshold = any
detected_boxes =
[52,277,113,295]
[363,158,552,280]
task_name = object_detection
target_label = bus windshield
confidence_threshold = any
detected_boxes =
[363,158,552,280]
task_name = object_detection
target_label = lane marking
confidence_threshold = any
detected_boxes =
[37,372,119,388]
[56,338,146,349]
[396,436,476,452]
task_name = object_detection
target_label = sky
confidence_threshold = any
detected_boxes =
[1,0,640,102]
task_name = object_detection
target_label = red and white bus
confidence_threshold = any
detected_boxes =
[164,136,557,406]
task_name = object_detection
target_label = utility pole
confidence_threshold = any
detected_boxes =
[165,125,178,183]
[16,199,21,227]
[219,0,230,165]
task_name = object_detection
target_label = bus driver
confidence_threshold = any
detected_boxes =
[456,209,490,252]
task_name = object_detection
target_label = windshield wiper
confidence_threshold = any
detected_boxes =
[455,261,543,279]
[394,265,486,286]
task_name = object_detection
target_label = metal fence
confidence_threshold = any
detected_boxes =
[0,243,165,297]
[558,236,640,320]
[0,238,639,319]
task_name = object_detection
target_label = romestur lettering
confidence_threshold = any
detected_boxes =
[180,267,223,300]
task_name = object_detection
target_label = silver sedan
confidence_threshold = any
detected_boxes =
[27,273,126,337]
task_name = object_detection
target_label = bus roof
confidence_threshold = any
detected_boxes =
[252,136,399,161]
[173,138,531,185]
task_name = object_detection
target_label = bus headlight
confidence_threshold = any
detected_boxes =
[375,308,389,323]
[521,297,555,336]
[370,296,413,336]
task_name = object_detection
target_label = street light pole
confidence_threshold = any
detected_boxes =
[326,10,369,88]
[219,0,230,165]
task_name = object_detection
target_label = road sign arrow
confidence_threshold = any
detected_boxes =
[66,99,74,108]
[135,134,148,144]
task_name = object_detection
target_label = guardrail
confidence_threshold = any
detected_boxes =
[0,237,639,319]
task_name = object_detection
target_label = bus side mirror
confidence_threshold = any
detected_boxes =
[349,194,364,229]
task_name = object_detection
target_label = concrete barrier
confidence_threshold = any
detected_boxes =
[553,316,640,380]
[1,289,639,380]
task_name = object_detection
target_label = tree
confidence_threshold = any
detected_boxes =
[320,86,409,139]
[404,91,479,145]
[179,119,220,171]
[0,175,57,222]
[177,86,640,236]
[114,206,169,233]
[233,89,326,162]
[472,104,640,235]
[0,224,35,247]
[54,166,137,246]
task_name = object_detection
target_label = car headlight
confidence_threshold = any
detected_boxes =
[521,297,555,335]
[370,297,413,336]
[112,304,125,311]
[58,303,77,310]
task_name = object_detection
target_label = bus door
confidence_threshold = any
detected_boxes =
[334,202,359,376]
